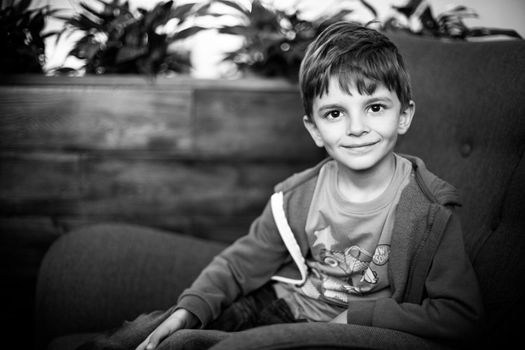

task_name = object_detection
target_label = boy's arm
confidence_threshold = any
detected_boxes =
[346,213,484,343]
[176,200,290,327]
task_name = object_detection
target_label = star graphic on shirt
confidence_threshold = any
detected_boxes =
[312,226,339,250]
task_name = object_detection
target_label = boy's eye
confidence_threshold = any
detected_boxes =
[324,110,341,119]
[369,104,385,113]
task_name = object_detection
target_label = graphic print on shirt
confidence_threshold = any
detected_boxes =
[303,224,391,304]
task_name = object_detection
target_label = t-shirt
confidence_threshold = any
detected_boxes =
[274,154,412,322]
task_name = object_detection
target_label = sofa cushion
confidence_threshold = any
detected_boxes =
[48,334,98,350]
[35,224,226,350]
[209,323,450,350]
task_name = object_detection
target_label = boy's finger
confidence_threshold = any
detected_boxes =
[146,318,183,350]
[135,335,150,350]
[145,327,167,350]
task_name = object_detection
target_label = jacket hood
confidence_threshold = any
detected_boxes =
[401,154,461,207]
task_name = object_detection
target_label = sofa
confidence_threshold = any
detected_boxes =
[34,33,525,349]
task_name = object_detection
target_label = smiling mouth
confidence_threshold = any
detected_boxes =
[343,140,380,149]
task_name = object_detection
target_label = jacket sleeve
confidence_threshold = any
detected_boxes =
[176,199,290,327]
[346,211,485,343]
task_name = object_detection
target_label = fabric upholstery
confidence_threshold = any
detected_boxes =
[48,334,98,350]
[392,35,525,259]
[391,34,525,347]
[34,224,225,350]
[209,323,448,350]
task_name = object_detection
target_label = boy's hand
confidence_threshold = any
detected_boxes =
[136,308,198,350]
[330,310,348,324]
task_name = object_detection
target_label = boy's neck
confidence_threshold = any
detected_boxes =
[336,154,397,203]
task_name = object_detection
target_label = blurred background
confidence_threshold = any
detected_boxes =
[3,0,524,78]
[38,0,525,78]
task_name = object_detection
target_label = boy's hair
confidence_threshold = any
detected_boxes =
[299,22,412,118]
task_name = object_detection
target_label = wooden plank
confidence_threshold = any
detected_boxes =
[0,77,322,161]
[193,89,319,160]
[0,152,81,215]
[0,74,299,91]
[0,86,192,152]
[49,160,307,243]
[74,160,314,242]
[79,157,240,216]
[0,152,312,229]
[78,157,299,217]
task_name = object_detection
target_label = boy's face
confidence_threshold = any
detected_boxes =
[304,76,414,173]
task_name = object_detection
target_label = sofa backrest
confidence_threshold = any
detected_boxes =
[391,33,525,340]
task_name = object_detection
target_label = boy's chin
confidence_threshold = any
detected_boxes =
[333,153,394,174]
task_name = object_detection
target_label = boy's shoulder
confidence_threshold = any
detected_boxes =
[400,154,461,207]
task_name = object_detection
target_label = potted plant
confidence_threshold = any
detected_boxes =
[53,0,210,76]
[383,0,522,40]
[211,0,352,81]
[211,0,522,81]
[0,0,57,74]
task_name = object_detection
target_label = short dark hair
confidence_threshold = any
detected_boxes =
[299,22,412,118]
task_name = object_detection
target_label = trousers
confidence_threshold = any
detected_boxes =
[77,283,299,350]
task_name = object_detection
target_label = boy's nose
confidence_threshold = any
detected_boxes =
[346,115,369,136]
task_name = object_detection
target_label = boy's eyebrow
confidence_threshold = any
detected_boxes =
[316,103,344,112]
[365,95,394,104]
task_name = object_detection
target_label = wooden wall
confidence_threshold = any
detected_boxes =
[0,75,324,349]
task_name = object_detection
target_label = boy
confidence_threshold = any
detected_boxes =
[83,21,484,350]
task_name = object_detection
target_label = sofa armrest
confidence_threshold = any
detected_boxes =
[34,223,225,350]
[210,323,447,350]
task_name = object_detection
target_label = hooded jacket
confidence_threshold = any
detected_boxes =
[177,155,484,344]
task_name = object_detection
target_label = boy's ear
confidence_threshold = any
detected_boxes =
[397,100,415,135]
[303,115,324,148]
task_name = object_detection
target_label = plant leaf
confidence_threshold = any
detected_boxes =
[213,0,250,17]
[191,2,214,17]
[142,0,173,30]
[29,11,45,33]
[79,2,106,20]
[42,31,61,39]
[116,46,147,63]
[218,24,249,36]
[171,25,207,41]
[69,38,101,60]
[170,2,197,20]
[359,0,378,17]
[67,13,104,31]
